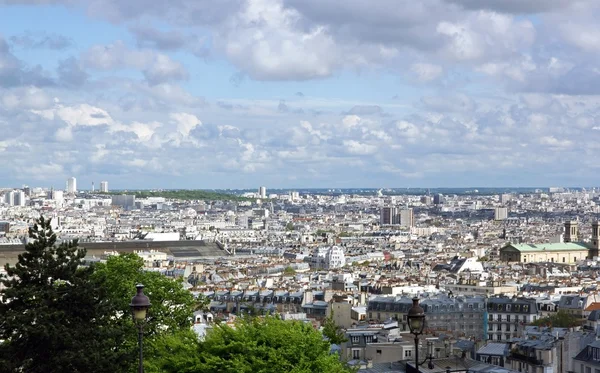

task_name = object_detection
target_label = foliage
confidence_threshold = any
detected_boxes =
[0,217,131,373]
[98,190,250,202]
[286,222,295,231]
[145,329,203,373]
[190,316,352,373]
[91,253,199,339]
[322,309,348,345]
[283,266,296,275]
[530,311,582,328]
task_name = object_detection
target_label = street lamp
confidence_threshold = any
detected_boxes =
[408,298,434,370]
[130,284,151,373]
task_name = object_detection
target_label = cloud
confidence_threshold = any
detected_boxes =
[129,25,188,50]
[82,41,189,84]
[10,31,72,50]
[344,105,384,116]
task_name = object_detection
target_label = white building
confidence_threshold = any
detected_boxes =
[100,181,108,193]
[494,207,508,221]
[310,246,346,269]
[259,186,266,199]
[399,208,414,227]
[67,177,77,194]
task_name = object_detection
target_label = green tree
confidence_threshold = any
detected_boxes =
[90,253,198,340]
[322,309,348,345]
[530,311,581,328]
[286,222,295,231]
[151,316,352,373]
[0,217,130,373]
[145,329,203,373]
[283,266,296,275]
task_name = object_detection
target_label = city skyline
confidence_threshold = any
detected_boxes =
[1,1,600,188]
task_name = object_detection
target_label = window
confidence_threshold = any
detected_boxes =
[377,349,382,355]
[353,349,360,359]
[351,336,360,343]
[507,315,511,322]
[405,350,412,357]
[365,336,373,343]
[563,257,566,263]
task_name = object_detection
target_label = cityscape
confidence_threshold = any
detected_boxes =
[3,0,600,372]
[3,180,600,372]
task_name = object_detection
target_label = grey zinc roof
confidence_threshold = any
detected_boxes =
[477,343,510,356]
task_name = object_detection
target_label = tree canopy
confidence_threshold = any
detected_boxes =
[149,316,352,373]
[0,217,131,373]
[530,311,582,328]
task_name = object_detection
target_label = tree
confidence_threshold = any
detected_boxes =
[151,316,352,373]
[0,217,130,373]
[322,309,348,345]
[283,266,296,275]
[530,311,581,328]
[90,253,201,369]
[286,222,295,231]
[91,253,198,338]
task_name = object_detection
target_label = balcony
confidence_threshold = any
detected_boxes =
[509,352,544,366]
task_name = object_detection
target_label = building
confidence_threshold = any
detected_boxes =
[100,181,108,193]
[500,221,596,263]
[486,297,538,342]
[310,246,345,269]
[500,243,589,264]
[494,207,508,221]
[258,186,266,199]
[380,206,398,225]
[111,194,136,209]
[433,194,445,205]
[500,194,512,204]
[367,295,485,339]
[67,177,77,194]
[400,208,414,228]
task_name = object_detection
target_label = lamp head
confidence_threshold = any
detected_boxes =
[130,284,151,322]
[407,298,425,335]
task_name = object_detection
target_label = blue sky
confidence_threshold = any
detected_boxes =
[1,0,600,189]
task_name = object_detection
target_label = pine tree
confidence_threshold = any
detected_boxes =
[0,216,131,373]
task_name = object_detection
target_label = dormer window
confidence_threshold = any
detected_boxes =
[365,336,373,343]
[351,336,360,343]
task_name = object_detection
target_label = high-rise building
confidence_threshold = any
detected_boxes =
[433,194,445,205]
[399,208,414,227]
[259,186,267,199]
[4,191,14,206]
[67,177,77,194]
[14,191,25,206]
[494,207,508,221]
[100,181,108,193]
[380,206,398,225]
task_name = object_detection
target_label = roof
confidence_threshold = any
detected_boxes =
[504,242,588,253]
[477,343,510,356]
[585,303,600,312]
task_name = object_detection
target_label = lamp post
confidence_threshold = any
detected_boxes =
[130,284,151,373]
[408,297,435,371]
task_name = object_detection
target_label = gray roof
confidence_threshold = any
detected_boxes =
[477,343,510,356]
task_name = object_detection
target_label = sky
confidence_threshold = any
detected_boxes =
[1,0,600,189]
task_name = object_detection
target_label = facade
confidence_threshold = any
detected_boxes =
[500,243,589,264]
[258,186,266,198]
[310,246,345,269]
[495,207,508,221]
[380,206,398,225]
[67,177,77,194]
[100,181,108,193]
[367,295,485,339]
[111,194,136,209]
[500,221,599,263]
[400,208,414,228]
[486,297,538,342]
